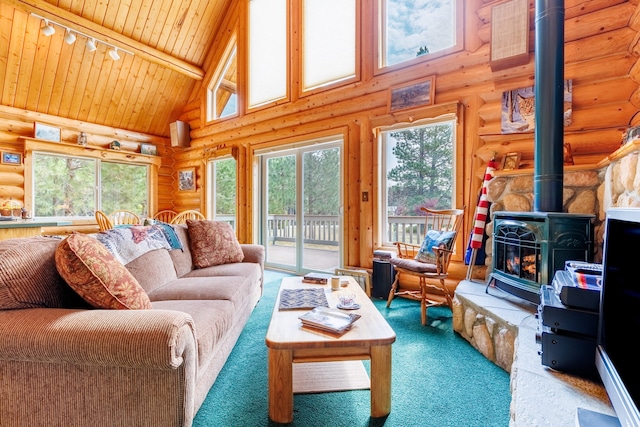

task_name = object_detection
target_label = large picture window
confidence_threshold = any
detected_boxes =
[380,118,455,245]
[33,152,148,218]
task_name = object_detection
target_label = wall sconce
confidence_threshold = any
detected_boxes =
[41,19,55,36]
[31,13,133,60]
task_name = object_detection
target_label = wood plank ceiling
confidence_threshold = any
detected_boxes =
[0,0,230,137]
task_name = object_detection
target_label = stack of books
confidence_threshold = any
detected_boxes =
[299,307,361,335]
[302,272,333,284]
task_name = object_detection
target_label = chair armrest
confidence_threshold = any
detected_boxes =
[0,308,196,369]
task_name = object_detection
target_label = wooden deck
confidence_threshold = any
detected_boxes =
[265,242,340,273]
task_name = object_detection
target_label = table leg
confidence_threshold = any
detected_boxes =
[370,344,392,417]
[268,348,293,423]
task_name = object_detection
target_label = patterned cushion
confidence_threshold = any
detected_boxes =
[390,257,438,273]
[55,233,152,310]
[414,230,456,264]
[186,219,244,268]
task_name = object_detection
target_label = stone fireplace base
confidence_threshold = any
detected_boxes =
[452,280,615,426]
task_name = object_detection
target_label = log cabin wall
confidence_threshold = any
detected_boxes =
[1,0,639,278]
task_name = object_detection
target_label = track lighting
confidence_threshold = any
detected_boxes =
[31,13,133,60]
[108,47,120,61]
[86,38,97,52]
[41,20,55,36]
[64,29,76,45]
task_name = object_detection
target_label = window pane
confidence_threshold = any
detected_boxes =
[213,158,237,229]
[303,0,356,90]
[249,0,287,107]
[101,162,148,216]
[33,153,96,217]
[207,44,238,121]
[383,120,454,244]
[383,0,456,67]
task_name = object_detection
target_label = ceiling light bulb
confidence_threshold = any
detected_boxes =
[64,29,76,45]
[108,47,120,61]
[86,38,97,52]
[41,20,55,36]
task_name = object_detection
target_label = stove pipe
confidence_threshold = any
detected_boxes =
[533,0,565,212]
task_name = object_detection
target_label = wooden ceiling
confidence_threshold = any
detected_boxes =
[0,0,232,137]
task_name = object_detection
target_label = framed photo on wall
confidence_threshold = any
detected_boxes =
[178,168,196,192]
[501,152,521,170]
[140,143,157,155]
[1,151,22,165]
[388,76,435,113]
[34,122,61,142]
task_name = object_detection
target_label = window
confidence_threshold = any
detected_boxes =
[33,152,148,217]
[248,0,288,107]
[380,117,455,245]
[379,0,460,70]
[206,41,238,122]
[209,157,237,229]
[302,0,356,91]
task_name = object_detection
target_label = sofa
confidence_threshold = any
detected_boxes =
[0,221,265,427]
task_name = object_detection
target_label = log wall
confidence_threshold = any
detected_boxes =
[1,0,639,276]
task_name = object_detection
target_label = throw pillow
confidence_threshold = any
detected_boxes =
[414,230,456,264]
[186,219,244,268]
[55,233,152,310]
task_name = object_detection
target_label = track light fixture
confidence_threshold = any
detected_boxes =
[31,13,133,60]
[64,29,76,45]
[41,19,55,36]
[108,47,120,61]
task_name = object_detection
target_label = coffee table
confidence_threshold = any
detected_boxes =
[265,276,396,423]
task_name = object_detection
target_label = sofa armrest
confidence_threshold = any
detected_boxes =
[241,244,265,267]
[0,308,196,370]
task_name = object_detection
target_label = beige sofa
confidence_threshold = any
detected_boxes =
[0,224,264,427]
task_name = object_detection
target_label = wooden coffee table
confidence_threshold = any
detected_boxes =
[265,276,396,423]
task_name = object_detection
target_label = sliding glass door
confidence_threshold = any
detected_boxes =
[260,139,342,274]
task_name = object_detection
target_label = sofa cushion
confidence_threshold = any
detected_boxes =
[147,276,251,309]
[126,248,178,294]
[0,237,87,309]
[186,220,244,268]
[169,224,194,277]
[55,233,152,310]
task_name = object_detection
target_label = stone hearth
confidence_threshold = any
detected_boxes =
[452,280,615,426]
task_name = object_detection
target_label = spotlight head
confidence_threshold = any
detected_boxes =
[108,47,120,61]
[86,38,97,52]
[64,29,76,45]
[41,20,55,36]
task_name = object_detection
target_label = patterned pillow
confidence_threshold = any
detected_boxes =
[55,233,152,310]
[414,230,456,264]
[186,219,244,268]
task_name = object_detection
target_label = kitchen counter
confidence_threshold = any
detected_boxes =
[0,219,73,240]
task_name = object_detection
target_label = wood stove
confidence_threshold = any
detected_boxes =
[490,211,593,303]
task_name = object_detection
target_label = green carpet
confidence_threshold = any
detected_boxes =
[193,271,511,426]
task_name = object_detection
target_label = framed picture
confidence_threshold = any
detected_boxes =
[140,143,158,155]
[501,152,521,170]
[388,76,435,113]
[178,168,196,192]
[1,151,22,165]
[34,122,61,142]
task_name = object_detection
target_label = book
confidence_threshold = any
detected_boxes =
[302,272,333,284]
[298,306,361,334]
[278,288,329,310]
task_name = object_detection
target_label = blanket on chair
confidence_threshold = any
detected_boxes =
[95,223,183,265]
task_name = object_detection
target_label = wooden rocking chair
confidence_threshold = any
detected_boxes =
[386,207,464,325]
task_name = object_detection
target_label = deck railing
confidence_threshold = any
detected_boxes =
[266,214,431,246]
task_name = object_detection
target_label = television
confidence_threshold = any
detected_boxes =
[592,208,640,426]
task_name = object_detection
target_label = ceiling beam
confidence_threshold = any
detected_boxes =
[4,0,205,80]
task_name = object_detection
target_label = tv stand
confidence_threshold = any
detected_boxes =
[576,407,621,426]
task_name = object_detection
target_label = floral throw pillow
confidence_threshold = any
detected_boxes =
[414,230,457,264]
[186,219,245,268]
[55,233,152,310]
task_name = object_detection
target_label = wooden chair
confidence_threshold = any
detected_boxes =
[386,207,465,325]
[170,209,206,224]
[95,210,114,231]
[110,210,141,226]
[153,209,178,223]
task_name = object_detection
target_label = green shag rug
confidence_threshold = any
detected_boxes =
[193,271,511,426]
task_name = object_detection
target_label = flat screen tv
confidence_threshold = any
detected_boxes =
[594,208,640,426]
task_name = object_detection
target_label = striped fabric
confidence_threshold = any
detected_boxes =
[470,159,497,249]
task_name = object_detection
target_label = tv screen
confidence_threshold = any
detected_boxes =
[596,208,640,426]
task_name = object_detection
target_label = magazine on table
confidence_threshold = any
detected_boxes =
[298,306,361,334]
[302,272,333,284]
